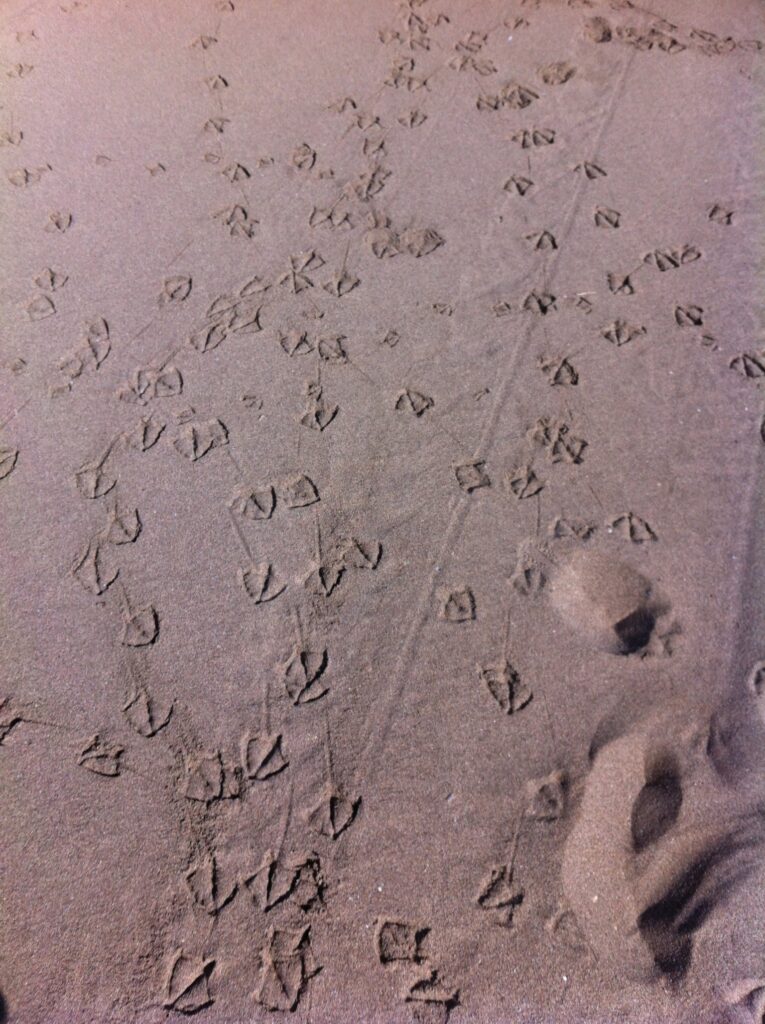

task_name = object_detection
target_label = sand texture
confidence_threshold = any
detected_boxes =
[2,0,765,1021]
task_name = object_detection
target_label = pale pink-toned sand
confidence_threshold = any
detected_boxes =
[1,1,764,1022]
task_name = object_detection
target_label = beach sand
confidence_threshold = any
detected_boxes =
[1,1,765,1021]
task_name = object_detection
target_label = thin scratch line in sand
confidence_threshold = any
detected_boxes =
[0,396,32,432]
[4,0,45,25]
[350,46,639,793]
[541,48,637,282]
[726,394,765,687]
[227,504,253,562]
[168,238,195,266]
[352,348,521,788]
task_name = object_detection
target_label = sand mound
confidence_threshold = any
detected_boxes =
[550,550,662,654]
[563,700,765,984]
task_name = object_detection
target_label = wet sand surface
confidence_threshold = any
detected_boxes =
[2,1,765,1021]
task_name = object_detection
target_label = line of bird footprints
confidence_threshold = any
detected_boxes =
[28,259,731,420]
[152,759,573,1016]
[158,916,461,1015]
[68,388,662,640]
[4,5,762,1020]
[71,424,381,615]
[438,529,653,623]
[6,0,748,519]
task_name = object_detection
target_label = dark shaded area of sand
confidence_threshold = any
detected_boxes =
[2,1,765,1021]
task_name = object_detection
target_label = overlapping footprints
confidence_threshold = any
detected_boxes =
[53,317,111,396]
[214,203,258,238]
[117,363,183,405]
[479,660,532,716]
[122,685,172,738]
[304,534,382,599]
[189,278,265,353]
[183,749,243,804]
[374,918,459,1020]
[230,475,319,524]
[245,849,325,912]
[185,853,237,915]
[438,586,475,623]
[364,212,444,260]
[239,562,287,605]
[253,925,321,1012]
[476,862,524,925]
[281,646,329,705]
[529,416,587,464]
[70,426,163,648]
[162,951,216,1014]
[39,0,750,1016]
[278,250,325,294]
[78,734,123,777]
